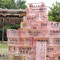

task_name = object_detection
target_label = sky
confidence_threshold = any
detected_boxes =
[25,0,60,7]
[24,0,60,11]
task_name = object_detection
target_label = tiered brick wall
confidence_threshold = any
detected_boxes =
[7,2,60,60]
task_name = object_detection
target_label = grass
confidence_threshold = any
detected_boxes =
[0,41,8,53]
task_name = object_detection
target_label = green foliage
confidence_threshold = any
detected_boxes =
[0,0,27,9]
[5,24,20,29]
[17,0,27,9]
[0,0,18,9]
[48,1,60,22]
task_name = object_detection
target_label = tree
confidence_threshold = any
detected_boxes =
[17,0,27,9]
[48,1,60,22]
[0,0,27,9]
[0,0,18,9]
[0,0,3,8]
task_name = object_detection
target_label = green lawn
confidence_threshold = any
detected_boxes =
[0,41,8,53]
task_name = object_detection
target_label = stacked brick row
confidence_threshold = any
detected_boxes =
[18,2,48,60]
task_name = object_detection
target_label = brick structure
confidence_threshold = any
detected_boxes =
[7,2,60,60]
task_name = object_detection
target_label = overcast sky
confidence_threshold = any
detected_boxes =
[25,0,60,7]
[24,0,60,11]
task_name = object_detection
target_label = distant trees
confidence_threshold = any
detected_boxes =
[48,1,60,22]
[0,0,27,9]
[17,0,27,9]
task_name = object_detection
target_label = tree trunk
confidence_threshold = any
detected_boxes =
[2,17,4,43]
